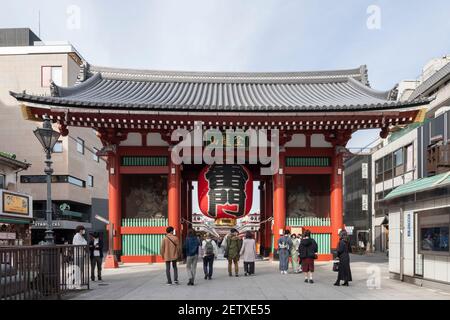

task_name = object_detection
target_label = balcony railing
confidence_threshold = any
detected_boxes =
[427,143,450,175]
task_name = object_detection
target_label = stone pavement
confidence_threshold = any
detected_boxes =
[68,254,450,300]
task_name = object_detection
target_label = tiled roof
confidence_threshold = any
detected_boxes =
[384,172,450,200]
[409,61,450,101]
[0,151,30,170]
[11,65,429,112]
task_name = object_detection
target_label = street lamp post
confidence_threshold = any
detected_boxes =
[34,115,61,245]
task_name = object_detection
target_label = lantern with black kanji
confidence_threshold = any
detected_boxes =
[198,164,253,226]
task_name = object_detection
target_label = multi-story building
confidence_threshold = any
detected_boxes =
[0,28,108,244]
[370,55,450,254]
[343,154,371,251]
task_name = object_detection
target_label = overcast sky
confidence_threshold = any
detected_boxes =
[2,0,450,149]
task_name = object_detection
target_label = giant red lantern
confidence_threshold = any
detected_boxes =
[198,164,253,224]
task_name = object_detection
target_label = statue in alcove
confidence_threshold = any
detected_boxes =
[287,185,316,217]
[127,177,168,218]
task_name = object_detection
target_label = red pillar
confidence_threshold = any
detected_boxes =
[265,179,273,256]
[331,149,344,250]
[272,151,286,257]
[104,152,120,268]
[168,159,181,237]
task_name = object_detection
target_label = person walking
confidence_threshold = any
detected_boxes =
[225,229,242,277]
[184,229,201,285]
[240,231,257,276]
[334,230,353,286]
[202,233,218,280]
[160,226,181,285]
[88,232,104,281]
[290,234,301,274]
[298,230,318,283]
[278,230,293,274]
[72,225,87,289]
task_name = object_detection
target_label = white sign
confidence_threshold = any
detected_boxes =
[361,163,368,179]
[406,211,412,238]
[345,226,354,235]
[362,194,368,211]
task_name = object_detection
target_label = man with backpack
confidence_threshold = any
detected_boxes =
[278,229,293,274]
[202,233,218,280]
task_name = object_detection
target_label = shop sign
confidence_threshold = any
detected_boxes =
[2,191,29,215]
[362,194,368,211]
[406,212,412,238]
[361,163,368,179]
[345,226,354,235]
[32,221,62,228]
[0,232,16,240]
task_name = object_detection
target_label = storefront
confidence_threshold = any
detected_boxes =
[383,172,450,286]
[0,189,33,246]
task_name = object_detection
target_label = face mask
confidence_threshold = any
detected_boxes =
[82,230,85,235]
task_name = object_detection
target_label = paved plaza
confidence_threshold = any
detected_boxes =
[69,254,450,300]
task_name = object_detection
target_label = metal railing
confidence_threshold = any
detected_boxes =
[0,245,89,300]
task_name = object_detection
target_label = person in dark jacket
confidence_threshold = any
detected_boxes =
[184,229,201,285]
[298,230,318,283]
[334,230,352,286]
[88,232,104,281]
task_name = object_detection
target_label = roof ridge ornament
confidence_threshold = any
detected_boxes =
[49,81,59,97]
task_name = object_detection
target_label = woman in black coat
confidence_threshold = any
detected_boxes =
[334,230,352,286]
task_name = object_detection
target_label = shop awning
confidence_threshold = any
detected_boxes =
[384,171,450,200]
[0,216,33,224]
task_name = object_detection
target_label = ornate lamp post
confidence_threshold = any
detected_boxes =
[34,115,61,245]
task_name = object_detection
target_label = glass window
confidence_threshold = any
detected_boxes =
[384,154,393,180]
[375,159,383,183]
[41,66,62,87]
[53,141,63,153]
[406,144,413,172]
[0,174,5,189]
[76,138,84,154]
[68,176,85,188]
[87,175,94,187]
[92,147,99,162]
[420,226,449,253]
[394,148,404,176]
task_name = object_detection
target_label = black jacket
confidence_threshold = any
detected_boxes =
[336,239,352,282]
[298,237,318,259]
[88,238,104,259]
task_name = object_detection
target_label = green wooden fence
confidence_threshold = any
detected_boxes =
[121,156,167,166]
[122,234,165,256]
[311,233,331,254]
[122,218,168,227]
[285,157,330,167]
[286,217,331,226]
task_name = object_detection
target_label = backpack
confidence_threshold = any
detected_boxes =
[205,240,214,256]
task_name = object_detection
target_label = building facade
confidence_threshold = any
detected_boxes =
[343,154,371,252]
[0,28,108,244]
[0,151,32,246]
[370,56,450,254]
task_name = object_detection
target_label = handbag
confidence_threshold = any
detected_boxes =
[332,260,339,272]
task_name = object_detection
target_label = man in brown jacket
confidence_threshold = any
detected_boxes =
[160,226,181,285]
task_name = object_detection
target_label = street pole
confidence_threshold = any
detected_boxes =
[44,149,54,244]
